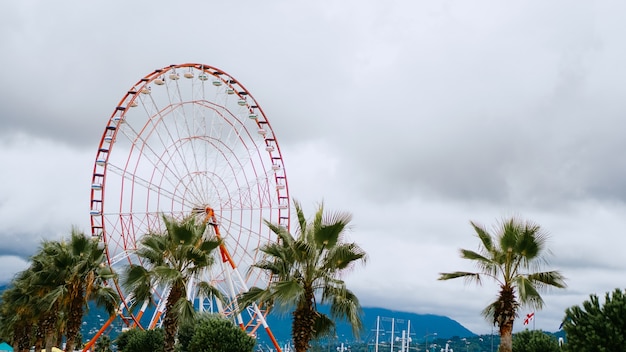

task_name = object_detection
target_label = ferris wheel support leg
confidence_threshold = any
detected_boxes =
[149,286,170,329]
[150,307,165,329]
[82,311,119,352]
[230,258,282,352]
[82,314,117,352]
[221,256,245,327]
[265,326,281,352]
[133,299,150,327]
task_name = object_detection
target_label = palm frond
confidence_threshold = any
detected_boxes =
[438,271,482,285]
[470,221,493,252]
[271,279,305,308]
[122,264,153,305]
[514,275,544,310]
[293,199,308,239]
[315,210,353,248]
[323,243,367,271]
[238,286,275,311]
[481,301,498,325]
[499,217,521,253]
[325,286,363,337]
[152,266,183,285]
[198,238,221,253]
[293,239,316,264]
[195,281,225,304]
[252,260,286,277]
[526,270,567,289]
[311,313,335,339]
[311,201,325,241]
[174,298,197,326]
[136,235,168,265]
[264,219,294,247]
[92,286,120,316]
[315,222,342,249]
[459,249,490,263]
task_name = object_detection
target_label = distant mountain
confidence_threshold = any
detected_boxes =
[261,306,475,346]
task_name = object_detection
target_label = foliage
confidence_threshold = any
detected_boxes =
[438,217,566,352]
[186,314,255,352]
[34,228,119,352]
[240,200,368,352]
[561,288,626,351]
[176,321,196,352]
[0,278,37,351]
[0,229,119,352]
[115,328,141,352]
[512,329,559,352]
[94,335,113,352]
[122,215,222,352]
[116,328,164,352]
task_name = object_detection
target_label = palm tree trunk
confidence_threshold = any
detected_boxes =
[15,323,32,352]
[33,318,45,352]
[499,322,514,352]
[292,287,316,352]
[41,310,58,352]
[163,283,184,352]
[65,290,86,352]
[495,285,517,352]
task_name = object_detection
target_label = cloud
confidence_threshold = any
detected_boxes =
[0,0,625,336]
[0,255,30,283]
[0,134,93,256]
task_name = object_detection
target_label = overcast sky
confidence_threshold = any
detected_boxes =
[1,0,625,336]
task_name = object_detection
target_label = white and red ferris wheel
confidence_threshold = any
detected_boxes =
[88,63,289,350]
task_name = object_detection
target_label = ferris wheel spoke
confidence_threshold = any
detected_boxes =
[105,162,186,207]
[143,105,196,181]
[133,86,201,185]
[115,120,192,196]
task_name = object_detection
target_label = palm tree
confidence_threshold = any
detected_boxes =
[240,200,368,352]
[29,241,70,352]
[38,228,119,352]
[0,231,118,352]
[438,217,567,352]
[0,271,39,352]
[122,214,222,352]
[1,247,66,352]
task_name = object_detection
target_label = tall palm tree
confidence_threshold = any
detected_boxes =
[438,217,566,352]
[240,200,368,352]
[39,229,119,352]
[122,214,222,352]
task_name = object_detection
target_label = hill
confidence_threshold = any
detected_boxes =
[261,306,475,346]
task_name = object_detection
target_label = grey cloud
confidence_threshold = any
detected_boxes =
[1,0,626,335]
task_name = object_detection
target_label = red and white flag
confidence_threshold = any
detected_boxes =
[523,312,535,325]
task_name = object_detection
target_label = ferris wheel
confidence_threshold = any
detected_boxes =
[88,63,289,349]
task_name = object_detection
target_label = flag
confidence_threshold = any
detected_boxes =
[523,312,535,325]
